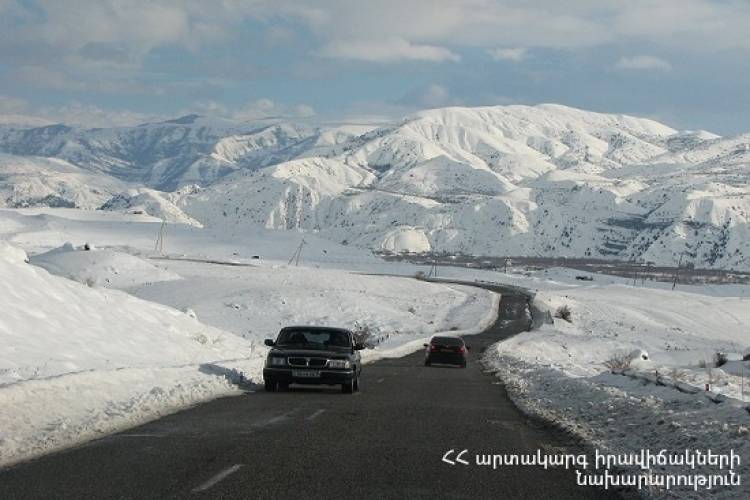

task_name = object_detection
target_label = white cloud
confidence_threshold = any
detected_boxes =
[11,65,165,94]
[612,0,750,53]
[39,103,159,127]
[3,1,749,81]
[232,98,316,121]
[294,104,316,118]
[417,84,455,108]
[0,95,316,128]
[0,94,28,113]
[288,1,750,56]
[487,47,527,62]
[0,95,53,126]
[395,83,463,110]
[615,55,672,71]
[0,100,160,128]
[189,98,316,122]
[263,26,296,47]
[319,37,460,63]
[5,1,750,71]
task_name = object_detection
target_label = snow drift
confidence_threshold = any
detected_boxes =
[0,241,260,466]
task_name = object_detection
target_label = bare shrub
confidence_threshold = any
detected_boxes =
[352,321,390,349]
[669,368,687,382]
[604,353,632,372]
[714,352,728,367]
[555,305,572,323]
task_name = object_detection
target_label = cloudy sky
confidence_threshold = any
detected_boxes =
[1,0,749,134]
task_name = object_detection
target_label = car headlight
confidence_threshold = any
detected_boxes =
[267,356,287,367]
[327,359,351,369]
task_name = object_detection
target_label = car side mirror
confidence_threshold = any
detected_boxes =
[354,343,365,351]
[423,343,429,347]
[466,345,471,350]
[264,339,275,347]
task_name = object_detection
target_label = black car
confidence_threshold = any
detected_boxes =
[424,336,469,367]
[263,326,364,393]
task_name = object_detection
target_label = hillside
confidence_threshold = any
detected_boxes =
[0,116,368,191]
[1,104,749,270]
[0,153,131,209]
[180,105,750,270]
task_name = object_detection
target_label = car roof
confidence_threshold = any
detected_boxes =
[431,335,464,342]
[280,325,353,334]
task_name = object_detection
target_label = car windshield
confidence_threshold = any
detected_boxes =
[431,337,463,346]
[276,329,351,349]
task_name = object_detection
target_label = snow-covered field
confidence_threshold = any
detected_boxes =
[3,201,750,499]
[449,266,750,498]
[0,208,496,468]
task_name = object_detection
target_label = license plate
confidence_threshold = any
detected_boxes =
[292,370,321,378]
[441,348,453,352]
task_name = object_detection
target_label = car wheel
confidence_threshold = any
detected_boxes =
[278,382,290,391]
[342,379,355,394]
[264,380,277,392]
[424,359,431,367]
[461,362,467,368]
[353,377,360,392]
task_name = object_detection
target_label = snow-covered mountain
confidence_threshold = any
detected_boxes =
[0,153,131,209]
[179,105,750,270]
[0,115,357,191]
[1,104,749,270]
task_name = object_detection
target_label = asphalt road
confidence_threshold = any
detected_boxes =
[0,287,623,499]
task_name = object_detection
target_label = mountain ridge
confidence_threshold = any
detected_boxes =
[1,104,748,270]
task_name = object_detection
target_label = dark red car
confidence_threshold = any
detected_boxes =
[424,336,469,367]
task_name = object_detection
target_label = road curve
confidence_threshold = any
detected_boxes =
[0,287,623,499]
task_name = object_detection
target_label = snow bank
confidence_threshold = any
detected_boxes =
[31,243,180,288]
[482,279,750,498]
[0,240,28,264]
[0,241,260,466]
[380,226,431,253]
[487,357,750,499]
[495,285,750,397]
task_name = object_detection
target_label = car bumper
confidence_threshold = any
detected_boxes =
[263,367,355,385]
[426,353,466,365]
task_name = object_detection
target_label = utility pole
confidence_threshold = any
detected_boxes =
[428,260,437,278]
[154,220,166,253]
[288,238,307,266]
[742,362,745,403]
[672,252,684,290]
[504,257,511,274]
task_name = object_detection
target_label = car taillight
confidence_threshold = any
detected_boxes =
[458,346,466,353]
[430,345,438,351]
